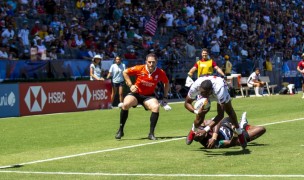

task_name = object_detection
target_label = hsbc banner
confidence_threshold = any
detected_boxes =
[0,84,20,118]
[19,81,112,116]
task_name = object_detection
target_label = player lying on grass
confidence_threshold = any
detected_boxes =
[194,112,266,148]
[184,76,247,149]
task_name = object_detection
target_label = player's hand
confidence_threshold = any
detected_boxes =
[130,85,138,93]
[185,76,194,87]
[99,77,105,81]
[195,106,210,116]
[160,100,172,111]
[207,138,216,149]
[195,129,206,137]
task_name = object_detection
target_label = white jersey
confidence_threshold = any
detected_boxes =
[187,76,231,104]
[247,72,260,87]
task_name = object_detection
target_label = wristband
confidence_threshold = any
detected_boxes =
[194,110,199,114]
[204,126,210,132]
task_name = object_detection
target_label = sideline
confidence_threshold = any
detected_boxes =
[0,170,303,178]
[0,117,303,170]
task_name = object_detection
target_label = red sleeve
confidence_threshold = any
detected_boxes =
[298,61,304,69]
[211,60,218,67]
[193,61,199,68]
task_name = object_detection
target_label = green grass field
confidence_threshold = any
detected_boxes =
[0,94,304,179]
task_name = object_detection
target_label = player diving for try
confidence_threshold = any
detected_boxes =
[194,112,266,148]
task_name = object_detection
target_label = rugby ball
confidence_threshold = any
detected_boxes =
[194,98,211,110]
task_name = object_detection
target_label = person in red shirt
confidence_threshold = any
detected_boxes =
[297,53,304,99]
[115,53,171,140]
[124,49,137,59]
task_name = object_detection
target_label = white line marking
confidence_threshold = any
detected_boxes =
[0,138,184,169]
[0,117,303,170]
[260,117,304,126]
[0,171,303,178]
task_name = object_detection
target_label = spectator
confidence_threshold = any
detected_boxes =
[1,24,14,44]
[0,45,9,60]
[124,49,137,59]
[47,46,58,60]
[30,20,40,36]
[18,21,30,52]
[90,54,105,81]
[87,45,97,58]
[44,0,57,23]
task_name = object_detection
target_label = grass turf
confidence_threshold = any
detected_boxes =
[0,94,303,179]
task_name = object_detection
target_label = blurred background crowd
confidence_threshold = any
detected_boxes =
[1,0,304,77]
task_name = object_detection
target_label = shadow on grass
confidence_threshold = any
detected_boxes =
[116,136,186,141]
[0,164,23,169]
[139,136,186,140]
[196,148,251,156]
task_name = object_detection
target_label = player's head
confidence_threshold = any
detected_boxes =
[255,68,260,74]
[201,48,209,59]
[199,80,213,98]
[224,55,229,60]
[145,53,157,72]
[301,53,304,59]
[194,126,212,148]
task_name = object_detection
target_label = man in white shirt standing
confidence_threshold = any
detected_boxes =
[18,21,30,52]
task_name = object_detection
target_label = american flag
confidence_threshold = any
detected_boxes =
[144,16,157,36]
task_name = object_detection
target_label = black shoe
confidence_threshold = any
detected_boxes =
[148,133,157,140]
[115,130,124,139]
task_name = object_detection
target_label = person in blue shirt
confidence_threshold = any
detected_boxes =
[106,56,126,107]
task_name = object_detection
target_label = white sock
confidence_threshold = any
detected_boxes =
[235,128,242,135]
[192,123,196,131]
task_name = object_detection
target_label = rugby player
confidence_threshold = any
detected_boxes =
[184,76,248,149]
[194,112,266,148]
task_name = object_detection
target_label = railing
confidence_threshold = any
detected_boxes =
[0,58,197,82]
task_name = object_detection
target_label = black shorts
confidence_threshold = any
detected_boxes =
[301,76,304,84]
[128,93,156,110]
[112,81,125,87]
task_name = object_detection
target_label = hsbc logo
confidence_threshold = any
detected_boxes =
[24,86,47,112]
[72,84,92,108]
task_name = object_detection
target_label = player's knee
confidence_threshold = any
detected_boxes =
[150,102,160,111]
[260,127,266,135]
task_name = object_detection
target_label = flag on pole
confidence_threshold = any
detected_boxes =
[144,16,157,36]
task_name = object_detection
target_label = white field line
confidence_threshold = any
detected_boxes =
[0,138,183,169]
[0,171,304,178]
[0,117,303,170]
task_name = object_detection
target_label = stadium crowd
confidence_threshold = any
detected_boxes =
[0,0,304,76]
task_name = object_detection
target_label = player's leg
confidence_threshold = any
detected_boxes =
[143,97,160,140]
[224,101,247,149]
[115,95,138,139]
[302,78,304,99]
[245,125,266,142]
